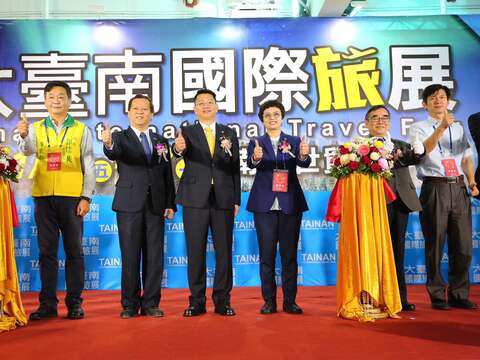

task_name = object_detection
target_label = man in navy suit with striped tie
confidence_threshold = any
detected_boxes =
[103,94,176,318]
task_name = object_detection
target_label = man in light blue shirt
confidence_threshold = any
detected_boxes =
[409,84,478,310]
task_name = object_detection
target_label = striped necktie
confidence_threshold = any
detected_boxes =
[140,132,152,159]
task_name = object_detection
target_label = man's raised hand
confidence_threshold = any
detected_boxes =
[17,113,29,139]
[174,127,186,153]
[101,122,113,148]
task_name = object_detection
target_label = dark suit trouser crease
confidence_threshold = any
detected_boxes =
[419,181,472,303]
[254,211,302,304]
[387,199,411,304]
[117,194,165,310]
[183,193,234,308]
[34,196,84,308]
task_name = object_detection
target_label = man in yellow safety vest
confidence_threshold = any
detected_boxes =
[17,81,95,320]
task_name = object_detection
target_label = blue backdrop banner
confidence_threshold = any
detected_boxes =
[1,16,480,290]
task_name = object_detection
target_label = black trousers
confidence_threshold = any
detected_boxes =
[34,196,84,308]
[183,190,234,308]
[387,198,411,304]
[116,194,165,310]
[253,211,302,304]
[419,179,472,303]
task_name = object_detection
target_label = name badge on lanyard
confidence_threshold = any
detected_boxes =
[45,119,68,172]
[441,159,459,177]
[272,169,288,192]
[435,125,459,177]
[47,152,62,171]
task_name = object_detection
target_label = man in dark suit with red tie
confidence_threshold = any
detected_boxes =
[173,89,240,317]
[103,94,176,318]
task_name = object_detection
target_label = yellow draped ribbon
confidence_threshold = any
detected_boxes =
[336,173,402,322]
[0,177,27,332]
[205,127,215,156]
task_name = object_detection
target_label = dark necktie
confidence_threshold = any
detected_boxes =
[140,132,152,159]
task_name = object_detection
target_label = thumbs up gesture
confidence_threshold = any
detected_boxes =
[299,136,309,158]
[440,110,454,129]
[17,113,29,139]
[102,122,113,148]
[413,132,425,155]
[174,127,186,153]
[252,138,263,161]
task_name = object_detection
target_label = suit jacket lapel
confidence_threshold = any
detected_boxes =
[277,132,288,162]
[149,130,160,164]
[261,134,275,161]
[215,123,228,160]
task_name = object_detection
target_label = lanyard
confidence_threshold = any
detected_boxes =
[433,125,452,155]
[44,117,69,148]
[271,137,287,170]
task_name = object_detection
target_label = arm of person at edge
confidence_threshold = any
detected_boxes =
[163,138,177,220]
[462,155,479,196]
[78,126,95,217]
[393,140,425,169]
[231,131,241,217]
[460,125,479,196]
[456,120,477,196]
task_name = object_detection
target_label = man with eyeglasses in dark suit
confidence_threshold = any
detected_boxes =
[173,89,240,317]
[365,105,425,311]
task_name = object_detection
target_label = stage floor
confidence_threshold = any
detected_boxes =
[1,285,479,359]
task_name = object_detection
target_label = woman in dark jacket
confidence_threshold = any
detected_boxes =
[246,100,311,315]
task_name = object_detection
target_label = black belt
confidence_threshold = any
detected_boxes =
[423,175,464,184]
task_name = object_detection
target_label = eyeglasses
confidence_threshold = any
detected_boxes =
[368,115,390,123]
[263,112,282,120]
